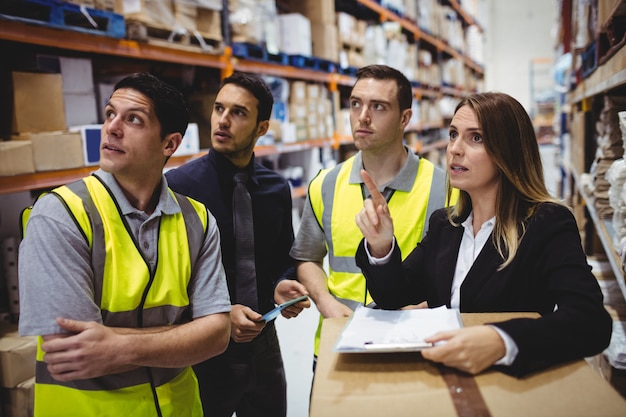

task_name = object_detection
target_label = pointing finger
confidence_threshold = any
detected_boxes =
[360,170,386,209]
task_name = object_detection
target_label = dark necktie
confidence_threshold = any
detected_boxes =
[232,171,258,311]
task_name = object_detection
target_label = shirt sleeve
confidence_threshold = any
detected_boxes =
[187,209,232,318]
[18,194,103,337]
[489,325,519,366]
[289,196,328,262]
[364,237,396,265]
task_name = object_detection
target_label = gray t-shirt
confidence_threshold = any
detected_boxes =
[18,169,231,336]
[290,148,421,263]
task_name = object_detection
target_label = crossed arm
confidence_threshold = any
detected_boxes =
[41,313,230,381]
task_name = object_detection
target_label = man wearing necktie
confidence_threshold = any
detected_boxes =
[166,72,310,417]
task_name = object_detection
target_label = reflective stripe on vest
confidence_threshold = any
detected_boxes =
[309,156,448,355]
[29,175,208,417]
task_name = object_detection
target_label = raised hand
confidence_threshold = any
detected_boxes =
[355,169,395,258]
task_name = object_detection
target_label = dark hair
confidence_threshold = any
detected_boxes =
[221,72,274,123]
[113,72,189,138]
[354,65,413,111]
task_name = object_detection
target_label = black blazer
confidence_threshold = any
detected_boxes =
[356,203,612,376]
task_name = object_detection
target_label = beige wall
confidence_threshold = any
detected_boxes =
[483,0,558,111]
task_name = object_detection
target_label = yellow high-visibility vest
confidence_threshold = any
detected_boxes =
[23,175,208,417]
[309,156,450,355]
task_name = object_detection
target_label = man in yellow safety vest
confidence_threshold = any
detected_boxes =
[18,72,231,417]
[290,65,452,365]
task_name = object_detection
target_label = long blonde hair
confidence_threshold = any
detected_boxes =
[446,92,562,269]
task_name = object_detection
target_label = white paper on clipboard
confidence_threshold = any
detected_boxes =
[333,305,462,353]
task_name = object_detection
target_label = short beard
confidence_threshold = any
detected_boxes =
[220,132,257,161]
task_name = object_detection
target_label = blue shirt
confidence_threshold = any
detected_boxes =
[166,149,296,317]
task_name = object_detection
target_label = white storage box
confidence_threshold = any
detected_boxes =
[173,123,200,157]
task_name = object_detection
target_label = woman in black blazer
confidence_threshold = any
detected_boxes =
[355,92,612,377]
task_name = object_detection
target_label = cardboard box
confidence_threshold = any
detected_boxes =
[598,0,622,28]
[291,0,336,24]
[0,376,34,417]
[13,131,84,172]
[115,0,176,27]
[336,12,357,46]
[196,6,222,40]
[0,141,35,176]
[311,315,626,416]
[174,0,198,31]
[306,83,321,100]
[311,22,339,62]
[289,103,307,121]
[588,352,626,399]
[570,110,593,175]
[11,72,66,134]
[0,330,37,388]
[290,81,307,103]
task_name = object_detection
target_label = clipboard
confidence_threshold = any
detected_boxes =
[259,295,309,322]
[334,305,462,353]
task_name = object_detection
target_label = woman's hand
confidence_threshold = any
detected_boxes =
[355,169,395,258]
[421,325,506,374]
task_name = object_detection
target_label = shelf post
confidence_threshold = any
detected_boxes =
[221,45,233,80]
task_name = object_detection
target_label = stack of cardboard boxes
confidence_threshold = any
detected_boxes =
[1,72,83,176]
[287,81,334,142]
[0,56,101,176]
[67,0,116,11]
[0,323,36,417]
[336,11,367,70]
[290,0,339,63]
[115,0,223,46]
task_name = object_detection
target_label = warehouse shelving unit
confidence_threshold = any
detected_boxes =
[0,0,484,196]
[561,1,626,302]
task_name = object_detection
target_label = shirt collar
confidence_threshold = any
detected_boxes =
[349,145,419,193]
[461,211,496,232]
[94,169,179,216]
[209,149,259,186]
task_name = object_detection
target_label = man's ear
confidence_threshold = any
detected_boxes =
[400,109,412,129]
[256,120,270,138]
[163,132,183,157]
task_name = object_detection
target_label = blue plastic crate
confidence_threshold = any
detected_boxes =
[0,0,125,38]
[232,42,268,61]
[338,66,358,77]
[289,55,337,72]
[581,41,598,79]
[267,52,290,65]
